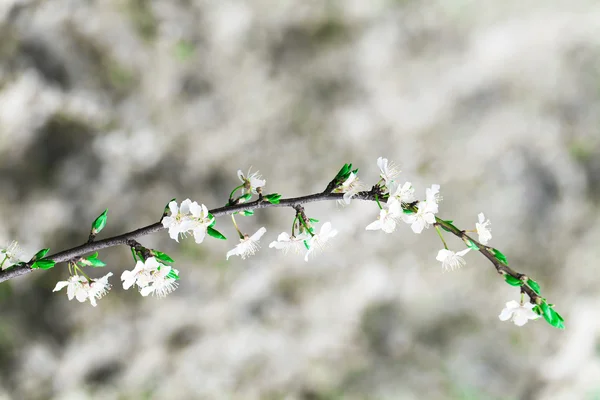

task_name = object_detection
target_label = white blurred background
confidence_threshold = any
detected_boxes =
[0,1,599,399]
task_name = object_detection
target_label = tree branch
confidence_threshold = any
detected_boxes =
[0,188,539,307]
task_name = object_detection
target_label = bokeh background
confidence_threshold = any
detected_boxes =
[0,1,599,399]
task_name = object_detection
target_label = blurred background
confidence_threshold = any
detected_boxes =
[0,0,599,399]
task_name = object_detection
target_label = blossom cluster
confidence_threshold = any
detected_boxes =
[121,257,179,297]
[362,157,536,327]
[53,272,113,307]
[43,160,557,328]
[162,199,214,243]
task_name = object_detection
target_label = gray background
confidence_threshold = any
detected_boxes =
[0,1,599,399]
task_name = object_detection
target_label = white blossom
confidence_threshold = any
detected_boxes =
[388,181,416,206]
[365,201,402,233]
[333,172,363,205]
[140,264,179,298]
[121,259,154,290]
[162,199,213,243]
[188,202,214,244]
[377,157,400,185]
[402,200,437,234]
[269,232,310,254]
[400,184,441,233]
[121,257,178,298]
[476,213,492,244]
[0,241,23,270]
[425,184,441,213]
[304,222,338,261]
[88,272,113,306]
[162,199,194,242]
[238,168,266,194]
[436,248,471,271]
[227,227,266,260]
[499,300,540,326]
[53,275,90,303]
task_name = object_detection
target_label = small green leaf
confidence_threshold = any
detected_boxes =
[527,279,541,295]
[403,209,414,215]
[207,227,226,240]
[208,213,216,227]
[83,253,106,267]
[130,247,138,262]
[264,193,282,204]
[440,221,458,233]
[464,239,479,251]
[91,209,108,235]
[335,163,350,180]
[243,210,254,216]
[309,218,319,223]
[87,258,106,267]
[303,239,310,250]
[31,248,50,262]
[167,269,180,280]
[163,198,176,216]
[540,302,565,329]
[240,193,252,202]
[152,250,174,264]
[504,275,522,286]
[492,248,509,266]
[32,260,55,270]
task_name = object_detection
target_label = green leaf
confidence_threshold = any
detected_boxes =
[492,248,509,266]
[31,248,50,262]
[240,193,252,202]
[32,260,55,270]
[264,193,282,204]
[152,250,174,264]
[527,279,541,295]
[440,220,458,233]
[91,209,108,235]
[309,218,319,223]
[464,239,479,251]
[243,210,254,216]
[163,198,176,216]
[504,275,522,286]
[335,163,350,180]
[87,258,106,267]
[403,209,414,215]
[130,247,138,262]
[208,213,216,227]
[540,302,565,329]
[207,227,226,240]
[303,239,310,250]
[167,269,180,280]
